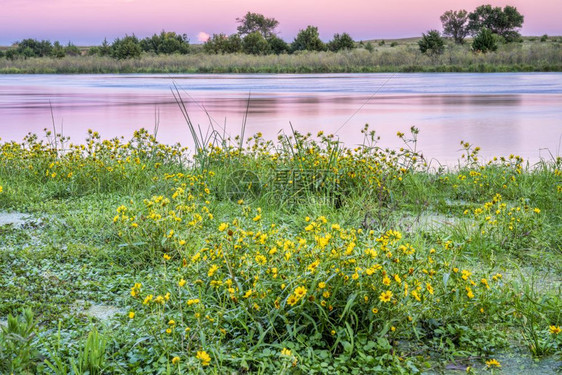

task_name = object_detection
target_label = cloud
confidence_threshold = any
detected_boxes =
[197,32,210,42]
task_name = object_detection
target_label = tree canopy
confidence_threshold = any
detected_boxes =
[468,5,524,42]
[291,26,326,53]
[111,35,142,59]
[418,30,445,55]
[203,34,243,54]
[236,12,279,39]
[440,10,469,44]
[139,31,190,55]
[327,33,355,52]
[242,32,271,55]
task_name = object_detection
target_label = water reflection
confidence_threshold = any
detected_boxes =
[0,73,561,164]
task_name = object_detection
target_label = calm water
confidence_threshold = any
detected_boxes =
[1,73,561,164]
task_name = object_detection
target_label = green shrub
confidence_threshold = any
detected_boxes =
[267,35,289,54]
[291,25,326,52]
[418,30,445,55]
[140,31,190,55]
[65,42,81,56]
[51,41,66,58]
[111,35,142,59]
[16,38,53,57]
[472,27,498,53]
[242,32,271,55]
[204,33,243,54]
[327,33,355,52]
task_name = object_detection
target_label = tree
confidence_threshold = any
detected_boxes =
[99,38,111,56]
[111,35,142,59]
[291,26,326,52]
[267,36,289,55]
[52,41,66,58]
[327,33,355,52]
[16,39,53,57]
[65,42,81,56]
[242,32,271,55]
[203,34,227,54]
[471,27,497,52]
[5,49,17,60]
[203,34,242,54]
[468,5,524,42]
[236,12,279,39]
[140,31,189,55]
[418,30,445,55]
[440,10,469,44]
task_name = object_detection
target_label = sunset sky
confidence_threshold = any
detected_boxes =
[1,0,561,45]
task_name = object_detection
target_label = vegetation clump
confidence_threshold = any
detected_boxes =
[418,30,445,55]
[472,27,499,53]
[0,126,560,373]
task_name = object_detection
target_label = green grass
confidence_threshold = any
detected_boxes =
[0,127,560,374]
[1,37,562,73]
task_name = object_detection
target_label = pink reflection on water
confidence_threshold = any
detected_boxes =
[1,77,561,165]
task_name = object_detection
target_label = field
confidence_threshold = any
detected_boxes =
[1,36,561,74]
[0,125,561,374]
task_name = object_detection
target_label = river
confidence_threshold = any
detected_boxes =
[1,73,561,164]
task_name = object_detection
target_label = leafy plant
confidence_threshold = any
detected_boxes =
[418,30,445,55]
[70,327,107,375]
[472,27,498,53]
[291,26,326,52]
[0,308,39,374]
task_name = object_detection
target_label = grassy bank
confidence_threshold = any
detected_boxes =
[1,37,561,73]
[0,127,561,374]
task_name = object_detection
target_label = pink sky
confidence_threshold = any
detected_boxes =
[1,0,560,45]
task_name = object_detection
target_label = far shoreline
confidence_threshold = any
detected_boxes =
[1,36,561,74]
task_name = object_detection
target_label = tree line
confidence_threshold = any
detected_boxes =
[1,5,528,60]
[0,12,356,60]
[419,4,525,55]
[0,39,81,59]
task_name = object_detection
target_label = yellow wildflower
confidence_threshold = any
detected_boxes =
[379,290,393,303]
[294,286,307,299]
[196,350,211,366]
[426,283,434,295]
[485,359,501,368]
[143,294,153,305]
[208,264,219,277]
[281,348,292,357]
